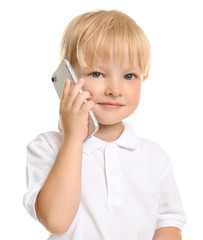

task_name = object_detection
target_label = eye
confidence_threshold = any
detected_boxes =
[91,72,103,78]
[124,74,137,80]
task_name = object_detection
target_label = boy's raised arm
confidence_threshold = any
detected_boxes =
[35,136,83,234]
[35,79,94,234]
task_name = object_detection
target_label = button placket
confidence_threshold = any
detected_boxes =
[104,144,123,205]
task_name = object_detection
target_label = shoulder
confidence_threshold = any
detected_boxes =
[124,123,171,165]
[124,123,168,153]
[137,138,175,180]
[139,136,168,157]
[27,131,63,154]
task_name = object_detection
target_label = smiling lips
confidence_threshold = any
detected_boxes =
[98,102,124,110]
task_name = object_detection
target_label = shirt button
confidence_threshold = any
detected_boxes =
[110,169,117,176]
[106,145,114,152]
[108,146,112,151]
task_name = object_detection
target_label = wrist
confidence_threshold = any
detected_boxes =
[62,133,84,145]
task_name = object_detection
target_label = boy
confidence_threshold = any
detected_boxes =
[23,10,186,240]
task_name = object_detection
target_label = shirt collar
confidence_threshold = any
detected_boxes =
[83,122,139,154]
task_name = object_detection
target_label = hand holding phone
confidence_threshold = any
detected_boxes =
[52,59,99,142]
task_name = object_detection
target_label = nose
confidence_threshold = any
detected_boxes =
[104,79,122,97]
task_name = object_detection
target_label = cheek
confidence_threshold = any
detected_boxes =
[126,86,141,106]
[83,83,100,101]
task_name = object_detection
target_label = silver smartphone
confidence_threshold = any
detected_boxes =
[52,59,99,142]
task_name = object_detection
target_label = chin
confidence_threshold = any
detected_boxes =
[94,107,135,126]
[97,117,125,126]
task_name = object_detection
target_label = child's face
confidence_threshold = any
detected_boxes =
[74,56,143,126]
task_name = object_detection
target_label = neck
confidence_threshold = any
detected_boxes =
[94,121,124,142]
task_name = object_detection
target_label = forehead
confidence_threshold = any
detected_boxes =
[91,53,140,73]
[81,37,139,70]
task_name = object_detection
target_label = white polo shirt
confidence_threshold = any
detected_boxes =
[23,123,186,240]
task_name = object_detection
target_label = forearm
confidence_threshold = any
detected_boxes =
[36,136,83,234]
[153,227,182,240]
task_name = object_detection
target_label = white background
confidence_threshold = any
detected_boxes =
[0,0,202,239]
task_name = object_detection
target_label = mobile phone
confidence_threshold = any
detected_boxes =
[51,59,99,142]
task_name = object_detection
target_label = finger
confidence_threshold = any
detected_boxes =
[71,91,92,111]
[66,78,85,106]
[58,119,63,133]
[60,79,71,113]
[81,100,95,113]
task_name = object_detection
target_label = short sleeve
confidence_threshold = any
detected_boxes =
[156,155,187,230]
[23,132,61,221]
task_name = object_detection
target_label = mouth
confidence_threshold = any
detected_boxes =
[98,102,124,110]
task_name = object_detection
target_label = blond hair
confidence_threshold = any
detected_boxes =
[60,10,151,80]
